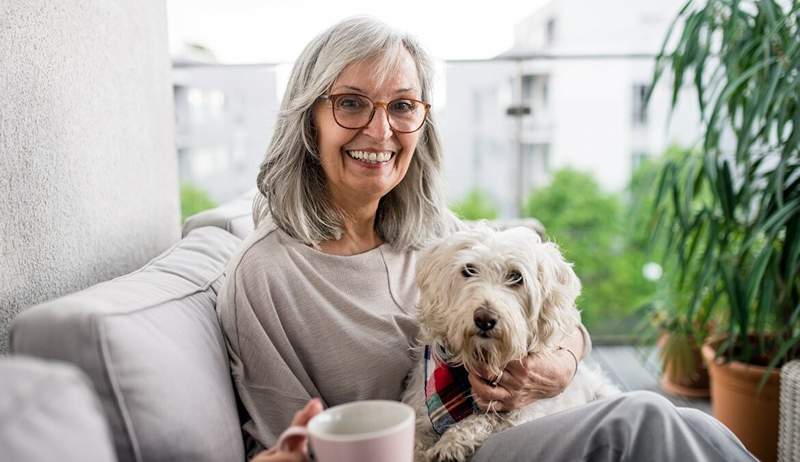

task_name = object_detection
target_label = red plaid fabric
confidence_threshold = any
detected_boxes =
[424,345,478,435]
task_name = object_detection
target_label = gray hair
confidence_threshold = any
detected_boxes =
[253,16,456,250]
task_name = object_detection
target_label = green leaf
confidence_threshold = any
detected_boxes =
[761,198,800,236]
[703,58,778,154]
[759,332,800,392]
[746,244,772,309]
[755,274,775,338]
[718,160,736,221]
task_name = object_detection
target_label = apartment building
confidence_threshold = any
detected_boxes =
[172,47,278,203]
[441,0,701,216]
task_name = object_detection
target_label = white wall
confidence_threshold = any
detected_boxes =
[0,0,180,353]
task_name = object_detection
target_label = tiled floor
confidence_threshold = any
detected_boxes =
[589,345,712,415]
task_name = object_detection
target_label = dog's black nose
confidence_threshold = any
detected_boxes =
[474,308,497,332]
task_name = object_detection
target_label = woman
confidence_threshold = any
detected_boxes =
[217,17,754,462]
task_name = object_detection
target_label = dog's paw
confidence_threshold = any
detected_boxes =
[425,439,475,462]
[414,441,432,462]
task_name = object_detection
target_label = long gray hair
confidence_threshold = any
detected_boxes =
[253,17,456,250]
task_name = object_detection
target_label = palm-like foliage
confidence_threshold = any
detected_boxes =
[649,0,800,374]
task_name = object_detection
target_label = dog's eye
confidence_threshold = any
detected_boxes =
[507,270,524,286]
[461,263,479,278]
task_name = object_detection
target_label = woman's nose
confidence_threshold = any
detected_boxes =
[361,106,393,140]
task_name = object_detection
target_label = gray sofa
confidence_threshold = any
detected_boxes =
[8,195,255,462]
[0,356,118,462]
[4,186,555,462]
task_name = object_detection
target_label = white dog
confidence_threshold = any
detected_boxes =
[402,225,619,462]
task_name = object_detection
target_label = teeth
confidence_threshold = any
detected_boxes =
[346,150,393,163]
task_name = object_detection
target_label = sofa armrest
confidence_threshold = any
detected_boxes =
[0,356,117,462]
[10,227,246,462]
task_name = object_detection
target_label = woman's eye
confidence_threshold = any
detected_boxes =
[461,263,479,278]
[337,96,367,110]
[390,99,415,113]
[507,270,524,286]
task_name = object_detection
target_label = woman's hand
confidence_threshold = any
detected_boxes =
[250,399,324,462]
[469,328,584,412]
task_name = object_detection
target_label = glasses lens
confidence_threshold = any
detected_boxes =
[387,99,426,132]
[333,95,373,128]
[331,94,427,132]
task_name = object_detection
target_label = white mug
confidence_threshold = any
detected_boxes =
[274,400,415,462]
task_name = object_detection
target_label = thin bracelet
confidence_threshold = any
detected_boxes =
[556,346,579,379]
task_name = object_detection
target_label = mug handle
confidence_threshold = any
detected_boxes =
[265,425,310,456]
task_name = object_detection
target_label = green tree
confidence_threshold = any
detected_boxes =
[450,189,499,220]
[180,182,217,223]
[524,169,656,336]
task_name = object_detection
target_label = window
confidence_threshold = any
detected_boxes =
[522,75,535,101]
[186,88,227,124]
[521,75,549,109]
[632,84,649,126]
[541,79,549,107]
[546,18,557,46]
[522,143,551,192]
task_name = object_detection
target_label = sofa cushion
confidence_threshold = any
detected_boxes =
[0,356,117,462]
[183,190,255,239]
[10,227,245,462]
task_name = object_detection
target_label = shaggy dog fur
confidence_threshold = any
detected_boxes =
[402,225,619,462]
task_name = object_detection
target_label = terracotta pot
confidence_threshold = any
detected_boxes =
[702,338,780,462]
[658,333,710,398]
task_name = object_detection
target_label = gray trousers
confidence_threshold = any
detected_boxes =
[472,391,756,462]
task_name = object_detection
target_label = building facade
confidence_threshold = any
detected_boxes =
[441,0,701,217]
[172,56,278,204]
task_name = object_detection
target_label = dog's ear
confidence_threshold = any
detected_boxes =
[415,236,447,296]
[416,238,470,299]
[534,241,582,344]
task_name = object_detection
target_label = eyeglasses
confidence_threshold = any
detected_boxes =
[319,93,431,134]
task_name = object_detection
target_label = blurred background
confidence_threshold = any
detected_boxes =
[168,0,700,341]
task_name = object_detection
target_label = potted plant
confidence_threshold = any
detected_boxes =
[646,303,713,398]
[648,1,800,460]
[632,150,713,398]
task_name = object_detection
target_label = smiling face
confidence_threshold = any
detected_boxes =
[313,49,423,210]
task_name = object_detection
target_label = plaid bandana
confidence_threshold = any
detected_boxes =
[424,344,479,435]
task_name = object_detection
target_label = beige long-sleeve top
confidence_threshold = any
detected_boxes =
[217,223,420,450]
[216,222,592,451]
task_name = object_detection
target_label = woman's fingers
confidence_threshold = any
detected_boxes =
[275,398,324,454]
[471,364,524,392]
[504,358,528,377]
[276,433,308,454]
[250,449,306,462]
[291,398,323,426]
[468,372,511,410]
